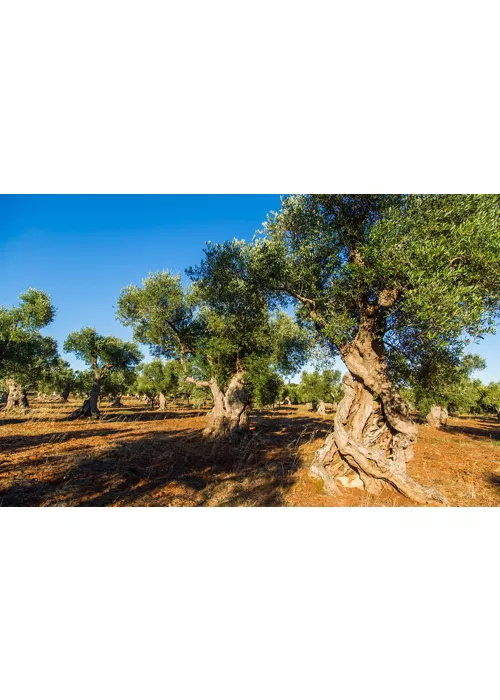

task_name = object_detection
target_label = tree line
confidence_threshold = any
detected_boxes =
[1,195,499,504]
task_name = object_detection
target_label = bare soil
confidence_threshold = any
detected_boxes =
[1,398,499,507]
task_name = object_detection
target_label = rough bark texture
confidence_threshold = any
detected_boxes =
[426,405,448,428]
[4,380,29,412]
[69,378,101,419]
[309,310,447,505]
[187,373,251,440]
[317,400,326,415]
[158,393,166,410]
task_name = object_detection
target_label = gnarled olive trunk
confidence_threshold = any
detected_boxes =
[426,405,448,428]
[110,395,123,408]
[310,315,447,505]
[203,374,251,440]
[69,377,101,419]
[60,385,71,402]
[317,400,326,415]
[4,379,29,412]
[158,393,166,410]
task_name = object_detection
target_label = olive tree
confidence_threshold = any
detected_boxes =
[39,358,79,402]
[117,249,309,439]
[0,289,58,410]
[101,369,138,408]
[134,359,184,409]
[298,369,343,413]
[482,382,500,419]
[64,327,142,418]
[249,194,500,504]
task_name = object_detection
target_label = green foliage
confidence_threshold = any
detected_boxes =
[73,370,94,396]
[251,194,500,373]
[63,327,142,379]
[403,352,486,415]
[134,359,182,403]
[117,248,310,395]
[38,358,78,396]
[0,289,58,389]
[101,370,137,400]
[481,382,500,413]
[244,357,284,407]
[296,369,343,405]
[117,273,199,359]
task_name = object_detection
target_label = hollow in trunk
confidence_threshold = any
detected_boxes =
[4,379,29,412]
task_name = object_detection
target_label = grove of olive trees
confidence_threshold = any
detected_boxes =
[1,194,499,507]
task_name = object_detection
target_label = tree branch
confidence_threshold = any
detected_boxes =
[185,376,211,388]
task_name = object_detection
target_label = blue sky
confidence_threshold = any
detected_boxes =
[1,195,498,382]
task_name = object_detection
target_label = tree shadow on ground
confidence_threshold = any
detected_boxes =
[0,416,26,427]
[99,409,207,423]
[443,417,500,441]
[485,472,500,490]
[0,428,133,455]
[50,409,205,424]
[0,415,328,507]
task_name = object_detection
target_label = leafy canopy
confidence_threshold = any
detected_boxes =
[251,195,500,368]
[63,327,142,378]
[117,245,310,391]
[0,289,58,387]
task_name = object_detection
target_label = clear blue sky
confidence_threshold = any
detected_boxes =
[1,195,498,382]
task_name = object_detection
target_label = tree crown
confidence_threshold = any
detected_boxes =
[250,194,500,376]
[63,327,142,376]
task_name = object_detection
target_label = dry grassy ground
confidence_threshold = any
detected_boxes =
[1,398,500,507]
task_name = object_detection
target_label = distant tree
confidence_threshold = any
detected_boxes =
[64,328,142,418]
[39,358,79,402]
[246,361,284,408]
[0,289,58,410]
[134,359,183,409]
[118,249,309,439]
[101,369,137,408]
[399,351,487,418]
[250,194,500,503]
[298,369,343,412]
[482,382,500,419]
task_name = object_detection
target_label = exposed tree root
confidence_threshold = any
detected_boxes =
[310,374,447,505]
[69,399,101,420]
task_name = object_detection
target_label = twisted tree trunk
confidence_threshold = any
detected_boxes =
[4,380,29,412]
[110,395,123,408]
[317,400,326,415]
[426,405,448,428]
[309,312,447,505]
[158,392,166,410]
[69,378,101,419]
[187,373,251,440]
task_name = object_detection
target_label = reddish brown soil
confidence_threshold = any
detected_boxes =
[1,399,499,507]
